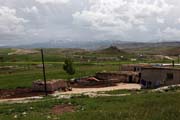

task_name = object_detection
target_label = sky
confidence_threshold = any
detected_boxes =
[0,0,180,46]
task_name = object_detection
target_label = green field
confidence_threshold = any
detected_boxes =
[0,48,132,89]
[0,90,180,120]
[0,62,119,89]
[0,48,179,89]
[0,48,180,120]
[0,48,121,89]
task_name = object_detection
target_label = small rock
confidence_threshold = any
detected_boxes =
[68,102,72,105]
[22,112,27,115]
[47,116,51,119]
[14,115,18,119]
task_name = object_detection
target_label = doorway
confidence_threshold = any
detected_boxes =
[129,76,133,83]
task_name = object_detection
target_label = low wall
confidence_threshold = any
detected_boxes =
[32,80,69,92]
[96,72,139,83]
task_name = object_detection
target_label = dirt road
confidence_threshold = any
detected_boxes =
[54,83,141,96]
[0,83,141,104]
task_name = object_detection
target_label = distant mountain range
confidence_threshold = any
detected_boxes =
[7,40,127,49]
[1,40,180,50]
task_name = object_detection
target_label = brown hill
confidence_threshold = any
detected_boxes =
[95,46,127,55]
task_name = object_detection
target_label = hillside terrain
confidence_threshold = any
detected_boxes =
[0,45,180,120]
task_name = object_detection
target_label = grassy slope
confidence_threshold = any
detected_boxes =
[0,48,177,63]
[0,91,180,120]
[0,47,179,89]
[0,48,134,62]
[125,46,180,56]
[0,48,133,89]
[0,48,180,120]
[0,63,118,89]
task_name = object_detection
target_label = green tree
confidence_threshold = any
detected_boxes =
[63,58,75,79]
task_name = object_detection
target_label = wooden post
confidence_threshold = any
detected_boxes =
[41,49,48,96]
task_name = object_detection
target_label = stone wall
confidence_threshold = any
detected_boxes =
[32,80,69,92]
[96,72,140,83]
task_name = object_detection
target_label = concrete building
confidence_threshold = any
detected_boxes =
[121,64,180,88]
[141,67,180,88]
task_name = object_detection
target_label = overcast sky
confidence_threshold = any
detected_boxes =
[0,0,180,46]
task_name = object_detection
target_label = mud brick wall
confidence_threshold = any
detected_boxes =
[96,73,128,83]
[32,80,68,92]
[96,72,140,83]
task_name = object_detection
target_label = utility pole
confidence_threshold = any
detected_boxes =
[41,49,48,96]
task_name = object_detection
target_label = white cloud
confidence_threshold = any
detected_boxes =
[0,6,28,35]
[157,18,165,24]
[0,44,5,46]
[23,6,39,14]
[177,18,180,23]
[35,0,69,4]
[138,25,148,32]
[162,27,180,40]
[0,0,180,45]
[73,0,173,35]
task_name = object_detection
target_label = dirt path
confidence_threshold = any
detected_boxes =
[53,83,141,96]
[8,49,39,55]
[0,83,141,104]
[152,84,180,92]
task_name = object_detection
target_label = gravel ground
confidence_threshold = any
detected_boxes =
[53,83,141,96]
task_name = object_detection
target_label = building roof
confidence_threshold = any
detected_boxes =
[121,64,152,67]
[33,79,66,85]
[142,66,180,71]
[97,71,139,75]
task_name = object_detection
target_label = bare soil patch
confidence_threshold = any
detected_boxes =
[8,49,39,55]
[51,104,76,115]
[58,83,141,95]
[0,88,53,99]
[0,84,141,100]
[71,83,117,88]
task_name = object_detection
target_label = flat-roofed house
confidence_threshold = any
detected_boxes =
[141,67,180,88]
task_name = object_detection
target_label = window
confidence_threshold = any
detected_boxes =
[134,67,136,71]
[166,73,174,81]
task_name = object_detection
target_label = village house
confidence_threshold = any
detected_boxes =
[141,67,180,88]
[32,64,180,91]
[116,64,180,88]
